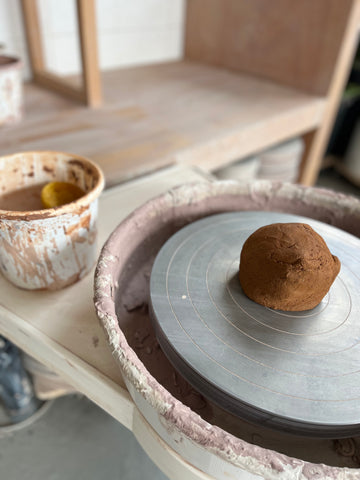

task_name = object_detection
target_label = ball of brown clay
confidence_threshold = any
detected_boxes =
[239,223,341,311]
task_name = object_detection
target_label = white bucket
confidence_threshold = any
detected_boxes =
[0,55,23,125]
[0,151,104,290]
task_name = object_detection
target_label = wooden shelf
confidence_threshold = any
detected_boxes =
[1,61,326,187]
[12,0,360,186]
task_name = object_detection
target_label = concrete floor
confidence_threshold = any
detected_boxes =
[0,395,168,480]
[0,167,359,480]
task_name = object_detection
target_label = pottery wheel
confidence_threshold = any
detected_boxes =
[149,211,360,438]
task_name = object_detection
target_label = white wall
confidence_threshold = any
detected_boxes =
[0,0,30,77]
[0,0,186,80]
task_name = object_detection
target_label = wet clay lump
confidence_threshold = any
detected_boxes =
[239,223,341,311]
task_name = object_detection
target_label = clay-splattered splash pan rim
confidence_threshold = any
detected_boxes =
[94,181,360,479]
[0,151,105,220]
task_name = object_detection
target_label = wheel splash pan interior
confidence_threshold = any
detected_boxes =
[94,181,360,479]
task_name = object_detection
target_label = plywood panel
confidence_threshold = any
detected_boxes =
[185,0,355,95]
[184,0,224,66]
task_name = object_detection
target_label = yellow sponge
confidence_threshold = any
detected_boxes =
[41,182,85,208]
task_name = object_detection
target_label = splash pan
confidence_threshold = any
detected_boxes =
[94,181,360,479]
